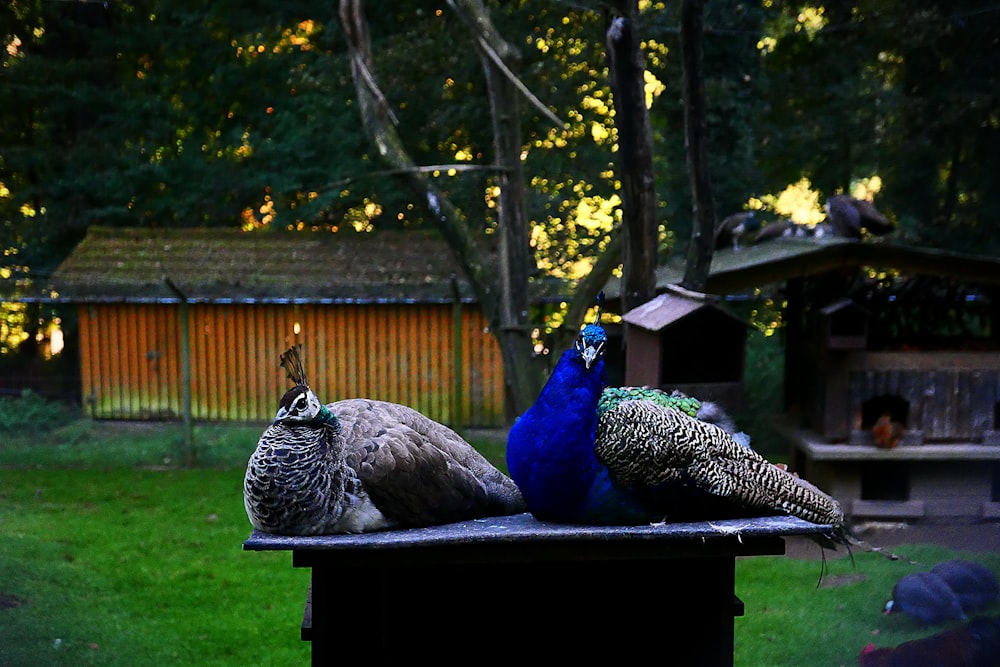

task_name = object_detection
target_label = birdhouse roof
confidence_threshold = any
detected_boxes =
[819,297,869,316]
[42,226,569,305]
[622,288,745,332]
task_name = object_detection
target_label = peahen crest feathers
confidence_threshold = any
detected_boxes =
[279,344,308,386]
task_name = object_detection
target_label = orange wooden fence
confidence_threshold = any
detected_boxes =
[77,302,506,427]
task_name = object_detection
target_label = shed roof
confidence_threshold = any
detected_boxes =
[605,237,1000,299]
[44,226,567,305]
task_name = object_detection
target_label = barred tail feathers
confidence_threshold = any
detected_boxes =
[595,399,845,530]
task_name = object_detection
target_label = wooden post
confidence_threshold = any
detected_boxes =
[164,277,194,466]
[450,274,464,429]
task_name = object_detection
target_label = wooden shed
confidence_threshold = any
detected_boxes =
[47,226,519,427]
[622,286,748,412]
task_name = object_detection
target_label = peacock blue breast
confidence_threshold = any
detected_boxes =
[506,341,656,525]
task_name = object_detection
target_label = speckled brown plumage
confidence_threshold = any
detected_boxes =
[244,347,526,536]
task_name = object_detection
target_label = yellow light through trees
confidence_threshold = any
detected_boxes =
[241,194,276,229]
[531,194,621,280]
[751,177,825,225]
[643,70,665,109]
[590,122,610,143]
[341,199,381,232]
[851,175,883,201]
[757,36,777,54]
[0,302,30,354]
[796,6,827,37]
[6,35,22,58]
[485,185,500,210]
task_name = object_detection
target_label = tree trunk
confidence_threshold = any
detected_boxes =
[679,0,716,293]
[452,0,542,414]
[605,2,659,314]
[340,0,543,418]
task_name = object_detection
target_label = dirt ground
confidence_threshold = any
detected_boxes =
[783,519,1000,560]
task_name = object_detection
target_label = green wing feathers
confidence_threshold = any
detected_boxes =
[598,386,704,419]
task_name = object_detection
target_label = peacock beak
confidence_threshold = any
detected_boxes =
[581,346,599,369]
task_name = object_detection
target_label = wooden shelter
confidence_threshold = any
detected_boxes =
[46,226,548,428]
[606,236,1000,523]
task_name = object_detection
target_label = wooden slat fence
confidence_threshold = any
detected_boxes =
[78,302,506,427]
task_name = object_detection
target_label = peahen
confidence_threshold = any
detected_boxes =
[244,345,526,535]
[505,294,848,541]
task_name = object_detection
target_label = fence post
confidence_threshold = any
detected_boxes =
[164,277,194,466]
[450,274,464,429]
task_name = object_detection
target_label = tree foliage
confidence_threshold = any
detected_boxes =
[2,0,999,357]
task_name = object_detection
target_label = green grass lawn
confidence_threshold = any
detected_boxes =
[1,415,998,666]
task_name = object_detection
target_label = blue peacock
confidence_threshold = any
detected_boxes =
[506,294,848,536]
[244,345,526,535]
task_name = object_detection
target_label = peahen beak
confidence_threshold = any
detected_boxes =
[273,407,289,424]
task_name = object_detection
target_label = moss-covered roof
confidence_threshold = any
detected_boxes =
[604,237,1000,299]
[47,226,553,304]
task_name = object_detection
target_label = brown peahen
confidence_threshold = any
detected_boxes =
[505,294,850,544]
[243,345,526,535]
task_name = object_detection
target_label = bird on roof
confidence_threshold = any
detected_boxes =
[885,571,968,625]
[715,211,762,251]
[244,345,526,535]
[752,217,796,245]
[505,293,849,540]
[825,194,894,239]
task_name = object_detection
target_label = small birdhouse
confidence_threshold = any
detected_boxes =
[622,286,748,412]
[819,297,869,350]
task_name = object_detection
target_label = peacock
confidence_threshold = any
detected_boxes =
[824,194,894,238]
[244,345,526,535]
[505,294,849,541]
[714,211,762,251]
